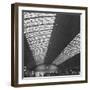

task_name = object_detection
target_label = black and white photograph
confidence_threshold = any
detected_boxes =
[23,11,80,77]
[11,3,87,87]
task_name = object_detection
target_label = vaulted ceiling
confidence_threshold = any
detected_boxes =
[23,11,80,70]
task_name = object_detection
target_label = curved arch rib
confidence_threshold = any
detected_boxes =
[24,12,56,65]
[52,33,80,65]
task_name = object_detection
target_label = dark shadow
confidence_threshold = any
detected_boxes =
[44,13,80,65]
